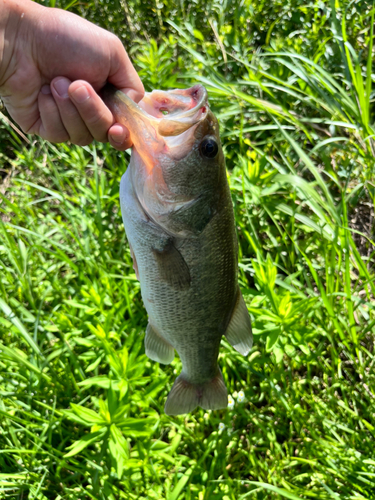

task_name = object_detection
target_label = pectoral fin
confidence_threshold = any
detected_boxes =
[145,323,175,364]
[152,240,191,291]
[225,289,253,356]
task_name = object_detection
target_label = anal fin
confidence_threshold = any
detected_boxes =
[164,370,228,415]
[145,323,175,365]
[225,289,253,356]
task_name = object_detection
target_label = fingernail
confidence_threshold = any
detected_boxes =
[110,134,125,145]
[41,85,51,95]
[53,78,69,98]
[109,124,128,144]
[71,86,90,104]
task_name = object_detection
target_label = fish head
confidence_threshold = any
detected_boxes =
[103,84,225,235]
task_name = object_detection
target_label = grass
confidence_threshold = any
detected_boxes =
[1,0,375,499]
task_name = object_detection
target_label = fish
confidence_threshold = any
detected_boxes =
[101,83,253,415]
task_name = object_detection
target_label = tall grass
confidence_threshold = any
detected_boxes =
[0,0,374,499]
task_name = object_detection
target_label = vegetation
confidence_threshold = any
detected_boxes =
[0,0,374,498]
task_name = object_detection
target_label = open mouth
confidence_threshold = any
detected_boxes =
[136,85,209,138]
[140,85,207,118]
[102,83,209,140]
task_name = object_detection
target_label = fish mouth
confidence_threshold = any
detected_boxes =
[139,85,208,137]
[101,83,209,147]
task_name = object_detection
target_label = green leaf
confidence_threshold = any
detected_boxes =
[0,298,40,354]
[118,379,128,400]
[112,404,129,423]
[241,482,303,500]
[64,429,106,458]
[193,29,204,41]
[108,424,129,478]
[117,417,158,437]
[273,347,284,364]
[78,375,112,389]
[0,474,29,479]
[67,403,106,425]
[266,328,281,352]
[299,344,311,355]
[167,467,194,500]
[107,382,118,416]
[0,342,51,383]
[110,424,129,457]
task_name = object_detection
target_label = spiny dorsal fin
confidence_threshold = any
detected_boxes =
[225,289,253,356]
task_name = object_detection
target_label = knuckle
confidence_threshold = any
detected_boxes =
[62,104,80,120]
[92,131,108,143]
[108,32,122,47]
[74,134,93,147]
[43,131,69,144]
[84,110,107,128]
[24,124,35,134]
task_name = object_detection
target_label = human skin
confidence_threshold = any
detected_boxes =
[0,0,144,149]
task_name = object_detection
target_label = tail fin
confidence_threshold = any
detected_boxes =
[164,370,228,415]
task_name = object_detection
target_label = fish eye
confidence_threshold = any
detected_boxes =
[200,137,219,159]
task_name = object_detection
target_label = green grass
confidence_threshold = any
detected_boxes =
[1,0,375,499]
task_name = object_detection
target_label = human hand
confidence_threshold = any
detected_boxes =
[0,0,144,149]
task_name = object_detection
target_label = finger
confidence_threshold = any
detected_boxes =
[69,80,117,143]
[51,77,93,146]
[108,123,132,151]
[37,85,69,143]
[107,36,144,103]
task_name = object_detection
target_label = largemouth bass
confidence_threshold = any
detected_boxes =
[102,84,253,415]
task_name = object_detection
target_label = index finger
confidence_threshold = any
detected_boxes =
[68,80,132,149]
